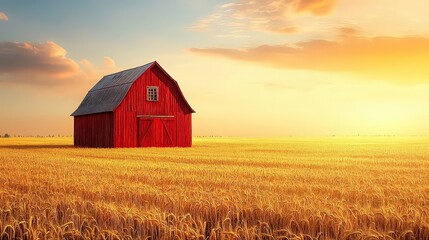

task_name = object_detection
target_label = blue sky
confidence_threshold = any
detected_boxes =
[1,1,219,65]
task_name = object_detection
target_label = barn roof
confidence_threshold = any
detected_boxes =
[71,61,195,116]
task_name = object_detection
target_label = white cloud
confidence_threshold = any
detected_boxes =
[0,41,117,88]
[190,0,337,35]
[103,56,116,68]
[0,12,8,21]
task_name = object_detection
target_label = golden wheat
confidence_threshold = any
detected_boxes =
[0,137,428,239]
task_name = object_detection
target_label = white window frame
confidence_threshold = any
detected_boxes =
[147,86,159,101]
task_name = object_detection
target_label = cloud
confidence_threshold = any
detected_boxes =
[0,12,8,21]
[103,56,116,68]
[189,35,429,83]
[190,0,338,34]
[189,13,222,32]
[269,26,298,34]
[0,41,117,88]
[337,26,360,37]
[295,0,337,15]
[0,41,80,81]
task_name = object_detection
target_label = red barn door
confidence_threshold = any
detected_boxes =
[138,117,176,147]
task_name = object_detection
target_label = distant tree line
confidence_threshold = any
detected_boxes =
[0,134,73,138]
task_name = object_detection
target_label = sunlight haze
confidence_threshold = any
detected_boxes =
[1,0,428,136]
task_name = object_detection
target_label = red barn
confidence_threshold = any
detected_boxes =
[71,61,195,148]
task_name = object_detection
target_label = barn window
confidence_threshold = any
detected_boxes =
[147,86,158,101]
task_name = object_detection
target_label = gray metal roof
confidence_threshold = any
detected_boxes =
[71,62,153,116]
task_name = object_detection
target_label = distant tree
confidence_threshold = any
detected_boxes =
[3,133,10,138]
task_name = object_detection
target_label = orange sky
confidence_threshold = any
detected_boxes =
[1,0,429,136]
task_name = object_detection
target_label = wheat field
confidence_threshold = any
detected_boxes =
[0,137,428,239]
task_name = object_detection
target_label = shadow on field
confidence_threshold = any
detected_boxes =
[0,144,74,149]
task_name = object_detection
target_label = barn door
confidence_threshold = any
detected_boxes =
[138,118,175,147]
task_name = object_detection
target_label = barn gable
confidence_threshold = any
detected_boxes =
[71,61,194,116]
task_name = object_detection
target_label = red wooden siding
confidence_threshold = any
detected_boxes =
[113,64,192,147]
[74,112,113,147]
[177,113,192,147]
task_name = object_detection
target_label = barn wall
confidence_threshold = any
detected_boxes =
[177,112,192,147]
[74,112,114,147]
[113,65,192,147]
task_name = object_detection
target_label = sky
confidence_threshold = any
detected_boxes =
[1,0,429,137]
